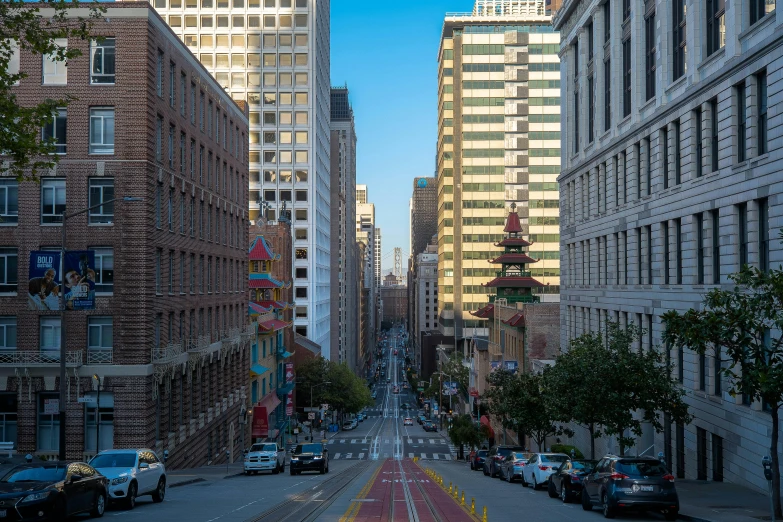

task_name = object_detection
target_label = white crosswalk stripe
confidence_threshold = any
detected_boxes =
[384,453,389,458]
[339,439,346,443]
[433,454,440,460]
[408,438,413,444]
[421,453,427,459]
[334,453,341,459]
[409,453,414,458]
[418,439,423,443]
[346,453,352,459]
[350,439,358,443]
[384,439,390,444]
[358,453,365,459]
[444,454,452,461]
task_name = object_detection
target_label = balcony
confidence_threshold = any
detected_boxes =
[0,349,82,367]
[86,349,113,365]
[152,342,183,364]
[185,336,211,356]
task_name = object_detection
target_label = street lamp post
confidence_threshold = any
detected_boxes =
[309,381,331,441]
[92,374,101,455]
[58,196,142,461]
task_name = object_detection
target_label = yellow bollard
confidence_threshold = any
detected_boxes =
[471,498,475,514]
[461,490,465,506]
[448,482,452,494]
[453,487,458,500]
[482,506,487,522]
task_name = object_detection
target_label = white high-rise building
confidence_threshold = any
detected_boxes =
[150,0,332,352]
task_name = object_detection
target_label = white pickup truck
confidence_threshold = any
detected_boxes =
[244,442,286,475]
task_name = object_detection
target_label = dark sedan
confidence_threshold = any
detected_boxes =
[290,443,329,475]
[499,451,533,483]
[469,450,488,471]
[422,421,437,432]
[483,445,525,478]
[547,459,597,502]
[0,461,107,520]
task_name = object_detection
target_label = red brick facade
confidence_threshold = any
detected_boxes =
[2,4,250,467]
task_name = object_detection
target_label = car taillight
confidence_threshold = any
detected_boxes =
[539,465,549,471]
[609,473,629,481]
[571,476,580,482]
[662,474,675,483]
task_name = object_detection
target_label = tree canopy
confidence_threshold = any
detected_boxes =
[663,261,783,517]
[1,1,103,180]
[294,357,372,416]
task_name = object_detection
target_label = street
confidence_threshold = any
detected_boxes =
[94,328,671,522]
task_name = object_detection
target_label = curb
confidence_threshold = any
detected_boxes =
[677,514,714,522]
[169,477,205,488]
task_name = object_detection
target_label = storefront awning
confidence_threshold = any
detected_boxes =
[250,364,270,376]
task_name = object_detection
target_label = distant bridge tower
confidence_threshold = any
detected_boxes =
[394,247,402,280]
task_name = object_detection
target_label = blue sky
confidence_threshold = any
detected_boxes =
[331,0,474,271]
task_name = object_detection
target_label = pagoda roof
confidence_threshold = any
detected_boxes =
[248,301,272,315]
[483,277,545,288]
[258,318,290,332]
[254,300,292,311]
[504,209,523,233]
[248,236,280,261]
[494,237,533,247]
[471,304,494,319]
[489,253,539,265]
[248,274,291,289]
[503,312,525,328]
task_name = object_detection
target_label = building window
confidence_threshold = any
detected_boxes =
[88,178,114,224]
[696,213,705,284]
[663,221,670,284]
[645,8,655,101]
[168,126,175,168]
[40,317,61,354]
[757,71,768,155]
[588,75,595,142]
[0,249,17,294]
[168,251,174,294]
[710,98,719,171]
[91,247,114,294]
[711,210,720,284]
[37,393,59,451]
[155,249,162,294]
[573,87,580,153]
[169,62,176,107]
[41,179,65,225]
[90,38,115,85]
[758,198,769,271]
[604,60,611,131]
[87,317,113,363]
[672,0,686,81]
[89,108,115,154]
[673,120,681,185]
[675,218,682,284]
[42,38,68,85]
[622,38,631,117]
[0,318,16,350]
[662,126,669,189]
[0,180,19,225]
[738,202,748,268]
[750,0,775,25]
[706,0,725,57]
[713,345,722,396]
[694,109,703,178]
[737,83,747,162]
[603,1,611,42]
[42,109,67,155]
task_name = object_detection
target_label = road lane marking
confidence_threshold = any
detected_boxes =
[334,453,341,459]
[358,453,364,459]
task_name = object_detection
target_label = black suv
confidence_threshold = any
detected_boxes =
[581,455,679,520]
[290,443,329,475]
[483,445,524,478]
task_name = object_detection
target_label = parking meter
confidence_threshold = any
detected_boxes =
[763,456,773,481]
[570,449,575,458]
[658,451,665,463]
[163,450,169,463]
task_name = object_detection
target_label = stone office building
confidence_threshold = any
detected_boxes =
[1,4,249,467]
[555,0,780,494]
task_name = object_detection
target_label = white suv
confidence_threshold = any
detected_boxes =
[90,449,166,509]
[244,442,286,474]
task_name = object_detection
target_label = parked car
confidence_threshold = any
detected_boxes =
[522,453,570,489]
[342,421,355,431]
[243,442,285,475]
[393,386,400,394]
[403,417,414,426]
[371,391,378,399]
[417,415,426,425]
[547,459,598,502]
[499,451,533,483]
[290,443,329,475]
[422,421,437,432]
[469,449,489,471]
[483,445,525,478]
[0,461,108,519]
[581,455,679,520]
[90,449,166,509]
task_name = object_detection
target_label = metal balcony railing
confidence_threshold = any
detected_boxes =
[152,342,183,364]
[185,336,211,354]
[87,349,113,365]
[0,349,82,367]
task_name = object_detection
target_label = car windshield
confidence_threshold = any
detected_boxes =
[617,460,669,476]
[294,444,322,454]
[497,447,524,457]
[572,460,596,471]
[250,444,277,452]
[2,466,66,483]
[477,450,488,457]
[541,454,569,463]
[90,454,137,468]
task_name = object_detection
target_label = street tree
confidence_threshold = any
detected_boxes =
[447,414,482,460]
[484,369,525,443]
[544,322,691,458]
[663,261,783,517]
[294,357,372,421]
[1,1,103,180]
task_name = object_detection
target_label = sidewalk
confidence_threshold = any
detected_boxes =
[167,462,244,488]
[674,479,773,522]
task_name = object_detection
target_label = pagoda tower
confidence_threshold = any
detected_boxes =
[482,203,544,304]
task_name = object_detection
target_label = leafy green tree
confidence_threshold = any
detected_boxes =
[447,414,482,460]
[1,1,103,180]
[663,262,783,517]
[544,322,691,458]
[484,369,525,442]
[294,357,372,421]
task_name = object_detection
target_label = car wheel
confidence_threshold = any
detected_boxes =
[561,484,570,503]
[52,496,68,522]
[547,479,557,498]
[125,481,137,510]
[601,491,616,519]
[326,462,329,473]
[581,489,592,511]
[290,468,296,476]
[507,471,514,483]
[470,462,474,471]
[273,465,279,475]
[663,509,678,521]
[320,464,325,474]
[244,470,251,476]
[151,478,166,503]
[90,490,106,518]
[532,475,538,490]
[483,466,489,476]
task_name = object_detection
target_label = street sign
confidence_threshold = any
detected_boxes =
[321,403,329,411]
[303,407,319,412]
[43,399,59,414]
[77,396,96,404]
[307,412,315,419]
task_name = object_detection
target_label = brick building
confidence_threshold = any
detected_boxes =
[1,4,249,468]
